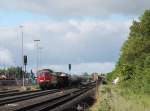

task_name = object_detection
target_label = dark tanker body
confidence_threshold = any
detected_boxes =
[55,72,69,88]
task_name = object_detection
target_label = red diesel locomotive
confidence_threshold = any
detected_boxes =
[37,69,79,90]
[37,69,57,89]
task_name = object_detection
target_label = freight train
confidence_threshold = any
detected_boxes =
[37,69,82,90]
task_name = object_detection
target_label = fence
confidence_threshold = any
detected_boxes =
[0,79,37,86]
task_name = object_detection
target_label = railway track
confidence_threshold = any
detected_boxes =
[0,89,59,106]
[13,84,95,111]
[0,90,41,98]
[0,90,19,94]
[0,83,96,111]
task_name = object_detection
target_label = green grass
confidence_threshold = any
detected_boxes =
[90,85,150,111]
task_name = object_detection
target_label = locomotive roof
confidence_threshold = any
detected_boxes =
[38,69,54,73]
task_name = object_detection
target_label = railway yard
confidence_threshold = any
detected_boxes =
[0,1,149,111]
[0,68,102,111]
[0,82,97,111]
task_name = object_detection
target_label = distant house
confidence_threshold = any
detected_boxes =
[0,75,7,80]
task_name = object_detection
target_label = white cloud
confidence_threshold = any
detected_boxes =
[0,27,18,40]
[0,0,147,73]
[0,48,14,66]
[43,62,115,74]
[24,42,34,51]
[0,19,131,72]
[0,19,131,63]
[0,0,149,16]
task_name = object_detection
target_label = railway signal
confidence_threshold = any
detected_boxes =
[69,64,71,71]
[24,55,28,84]
[24,55,27,65]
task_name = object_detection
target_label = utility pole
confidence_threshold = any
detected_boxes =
[38,47,43,70]
[19,25,24,87]
[34,40,40,74]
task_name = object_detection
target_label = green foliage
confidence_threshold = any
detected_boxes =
[107,10,150,94]
[106,71,116,81]
[91,85,150,111]
[0,66,24,79]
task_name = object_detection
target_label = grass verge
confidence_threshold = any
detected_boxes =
[90,85,150,111]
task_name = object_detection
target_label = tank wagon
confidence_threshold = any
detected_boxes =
[55,72,69,88]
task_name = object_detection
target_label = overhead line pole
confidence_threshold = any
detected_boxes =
[19,25,24,87]
[38,47,43,70]
[34,40,40,74]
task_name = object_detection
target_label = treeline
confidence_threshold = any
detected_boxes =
[107,10,150,94]
[0,67,26,79]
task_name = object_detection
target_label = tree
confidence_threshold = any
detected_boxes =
[107,10,150,94]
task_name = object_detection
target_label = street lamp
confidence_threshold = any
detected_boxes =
[34,39,40,73]
[19,25,24,87]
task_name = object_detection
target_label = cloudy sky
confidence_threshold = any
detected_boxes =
[0,0,149,74]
